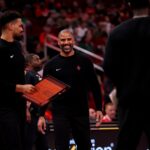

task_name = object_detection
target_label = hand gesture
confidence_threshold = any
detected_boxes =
[37,116,47,135]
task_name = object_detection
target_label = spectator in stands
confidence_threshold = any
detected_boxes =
[0,10,36,150]
[89,107,97,123]
[89,101,117,127]
[103,0,150,149]
[24,53,49,150]
[38,29,103,150]
[101,102,117,123]
[0,0,7,11]
[79,28,94,52]
[74,20,88,43]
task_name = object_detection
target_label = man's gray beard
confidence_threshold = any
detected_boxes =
[61,45,74,53]
[14,35,24,41]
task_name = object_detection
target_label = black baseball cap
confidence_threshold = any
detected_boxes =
[126,0,149,9]
[0,10,22,28]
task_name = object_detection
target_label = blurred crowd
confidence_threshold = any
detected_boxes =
[0,0,133,57]
[0,0,135,124]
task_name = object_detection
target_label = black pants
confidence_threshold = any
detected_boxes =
[116,105,150,150]
[0,113,24,150]
[53,113,91,150]
[25,115,49,150]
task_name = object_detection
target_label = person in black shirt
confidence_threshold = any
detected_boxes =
[0,10,36,150]
[38,29,103,150]
[103,0,150,149]
[24,53,49,150]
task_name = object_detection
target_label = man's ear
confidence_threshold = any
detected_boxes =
[6,22,12,30]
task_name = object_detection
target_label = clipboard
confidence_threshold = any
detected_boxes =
[23,75,70,106]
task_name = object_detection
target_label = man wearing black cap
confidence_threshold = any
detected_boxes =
[0,10,36,150]
[103,0,150,149]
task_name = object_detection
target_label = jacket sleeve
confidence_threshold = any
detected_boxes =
[85,58,102,111]
[103,33,122,86]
